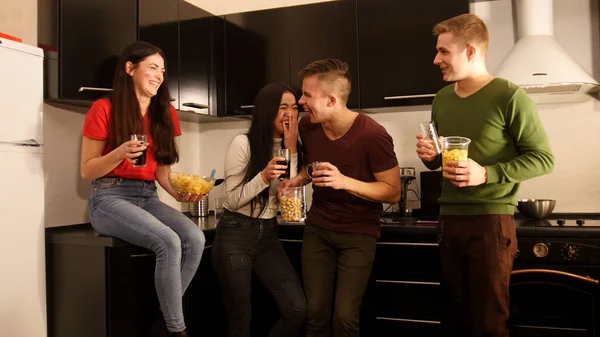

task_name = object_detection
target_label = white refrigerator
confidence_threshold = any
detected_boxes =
[0,37,47,336]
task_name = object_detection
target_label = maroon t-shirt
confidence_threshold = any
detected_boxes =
[299,113,398,238]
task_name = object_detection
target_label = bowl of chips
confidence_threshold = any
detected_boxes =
[169,171,216,195]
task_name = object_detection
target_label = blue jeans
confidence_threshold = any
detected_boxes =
[88,177,205,332]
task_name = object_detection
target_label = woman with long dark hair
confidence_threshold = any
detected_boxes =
[80,41,204,337]
[212,84,307,337]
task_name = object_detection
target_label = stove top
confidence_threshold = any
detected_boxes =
[517,218,600,228]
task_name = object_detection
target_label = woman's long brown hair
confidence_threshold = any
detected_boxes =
[109,41,179,165]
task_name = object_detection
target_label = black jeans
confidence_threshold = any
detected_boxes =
[212,209,307,337]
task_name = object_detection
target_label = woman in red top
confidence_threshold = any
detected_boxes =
[80,41,204,337]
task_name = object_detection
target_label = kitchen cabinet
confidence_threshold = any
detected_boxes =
[57,0,225,119]
[224,8,290,115]
[59,0,137,101]
[183,246,228,337]
[361,237,444,336]
[288,0,359,109]
[179,1,224,116]
[46,242,160,337]
[139,0,180,108]
[357,0,469,109]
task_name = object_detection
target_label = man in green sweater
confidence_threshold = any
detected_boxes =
[416,13,554,337]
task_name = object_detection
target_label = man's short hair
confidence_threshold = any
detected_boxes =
[298,58,351,104]
[433,13,489,53]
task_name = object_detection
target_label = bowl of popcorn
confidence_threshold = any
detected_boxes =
[442,136,471,168]
[279,187,304,222]
[169,171,216,195]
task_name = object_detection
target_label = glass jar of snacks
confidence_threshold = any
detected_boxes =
[442,136,471,168]
[279,187,304,222]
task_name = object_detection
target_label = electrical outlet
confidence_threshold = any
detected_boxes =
[400,167,415,177]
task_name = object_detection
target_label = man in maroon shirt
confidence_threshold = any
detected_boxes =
[282,59,401,337]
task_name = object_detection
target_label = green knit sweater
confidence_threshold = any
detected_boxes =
[424,78,555,215]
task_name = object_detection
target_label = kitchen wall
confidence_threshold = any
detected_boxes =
[0,0,37,44]
[199,0,600,213]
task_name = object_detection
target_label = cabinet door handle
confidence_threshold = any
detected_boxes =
[78,86,113,92]
[182,102,210,109]
[130,253,155,258]
[240,105,254,109]
[384,94,436,100]
[376,280,440,286]
[376,242,438,247]
[376,317,441,325]
[511,269,599,284]
[279,239,303,243]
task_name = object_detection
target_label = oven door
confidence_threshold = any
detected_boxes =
[508,265,600,337]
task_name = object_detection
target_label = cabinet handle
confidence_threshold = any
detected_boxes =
[240,105,254,109]
[279,239,303,243]
[130,253,155,258]
[376,317,441,325]
[376,242,438,247]
[182,102,210,109]
[78,86,113,92]
[511,269,599,284]
[376,280,440,286]
[384,94,436,100]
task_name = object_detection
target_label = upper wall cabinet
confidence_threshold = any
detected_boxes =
[59,0,137,101]
[224,8,290,116]
[288,0,359,109]
[139,0,180,108]
[358,0,469,109]
[179,1,223,116]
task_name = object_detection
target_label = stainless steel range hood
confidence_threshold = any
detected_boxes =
[494,0,600,103]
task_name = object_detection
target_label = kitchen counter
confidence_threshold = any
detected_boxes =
[45,212,600,248]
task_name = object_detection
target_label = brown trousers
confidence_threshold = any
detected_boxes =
[437,215,518,337]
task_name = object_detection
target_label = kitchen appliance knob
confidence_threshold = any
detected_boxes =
[562,244,578,260]
[557,219,565,225]
[533,243,549,258]
[576,219,585,226]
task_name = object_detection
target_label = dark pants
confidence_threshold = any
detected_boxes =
[438,215,518,337]
[302,223,377,337]
[212,209,307,337]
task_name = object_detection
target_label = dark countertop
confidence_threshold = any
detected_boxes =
[45,212,600,248]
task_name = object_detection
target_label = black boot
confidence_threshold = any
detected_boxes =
[170,331,189,337]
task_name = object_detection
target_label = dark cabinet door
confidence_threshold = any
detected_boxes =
[289,0,359,109]
[139,0,180,108]
[59,0,137,100]
[358,0,469,108]
[107,247,159,337]
[179,1,214,115]
[184,247,227,337]
[224,8,290,115]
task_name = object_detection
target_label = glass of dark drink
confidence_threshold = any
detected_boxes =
[277,148,291,181]
[131,134,148,168]
[306,161,320,178]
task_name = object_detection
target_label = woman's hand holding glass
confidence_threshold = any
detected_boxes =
[261,157,288,183]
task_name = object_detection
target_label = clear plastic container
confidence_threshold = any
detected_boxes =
[442,136,471,168]
[279,187,304,222]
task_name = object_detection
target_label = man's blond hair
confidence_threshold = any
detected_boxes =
[433,14,489,53]
[298,59,351,104]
